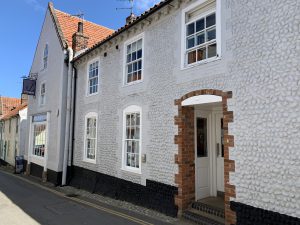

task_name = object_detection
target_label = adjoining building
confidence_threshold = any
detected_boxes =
[0,97,22,163]
[68,0,300,224]
[0,103,27,166]
[24,2,114,185]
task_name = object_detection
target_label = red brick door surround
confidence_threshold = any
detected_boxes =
[174,89,236,225]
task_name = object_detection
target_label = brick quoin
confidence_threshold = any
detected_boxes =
[174,89,236,225]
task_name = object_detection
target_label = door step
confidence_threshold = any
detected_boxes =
[182,209,224,225]
[191,201,224,218]
[182,200,225,225]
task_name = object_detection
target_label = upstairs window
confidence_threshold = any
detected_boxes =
[183,0,219,66]
[43,44,48,69]
[84,113,97,162]
[88,61,99,95]
[125,38,143,84]
[40,83,46,105]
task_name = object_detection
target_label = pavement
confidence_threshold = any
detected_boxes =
[0,168,191,225]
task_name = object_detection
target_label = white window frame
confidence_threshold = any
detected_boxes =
[83,112,98,163]
[181,0,221,69]
[123,33,144,86]
[122,105,142,174]
[86,58,100,97]
[43,44,48,70]
[32,121,47,158]
[40,82,46,106]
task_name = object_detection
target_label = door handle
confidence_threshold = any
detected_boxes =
[216,143,220,157]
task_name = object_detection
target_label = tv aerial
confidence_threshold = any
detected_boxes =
[116,0,134,15]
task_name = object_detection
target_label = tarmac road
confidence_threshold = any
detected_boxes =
[0,170,172,225]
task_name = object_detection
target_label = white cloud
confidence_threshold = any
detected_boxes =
[135,0,162,13]
[25,0,44,12]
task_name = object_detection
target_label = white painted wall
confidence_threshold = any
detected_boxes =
[18,107,27,157]
[26,9,68,172]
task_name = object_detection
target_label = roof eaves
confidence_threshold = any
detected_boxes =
[73,0,173,62]
[48,2,67,49]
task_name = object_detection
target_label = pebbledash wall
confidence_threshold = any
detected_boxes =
[72,0,300,223]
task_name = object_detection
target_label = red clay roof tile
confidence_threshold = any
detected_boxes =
[54,9,114,49]
[0,97,21,117]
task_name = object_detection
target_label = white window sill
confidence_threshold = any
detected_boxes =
[31,155,45,159]
[181,56,221,71]
[86,92,99,97]
[121,167,141,175]
[123,79,143,87]
[83,158,96,164]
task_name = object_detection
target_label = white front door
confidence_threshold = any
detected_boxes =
[215,113,224,192]
[195,111,210,199]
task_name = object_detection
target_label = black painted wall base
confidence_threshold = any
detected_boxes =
[47,170,62,186]
[231,201,300,225]
[29,163,62,186]
[0,159,8,166]
[69,165,178,217]
[30,163,43,178]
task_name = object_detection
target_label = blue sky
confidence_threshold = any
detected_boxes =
[0,0,160,98]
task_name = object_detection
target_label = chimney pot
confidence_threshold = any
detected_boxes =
[78,21,83,33]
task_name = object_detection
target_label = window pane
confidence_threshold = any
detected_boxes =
[135,126,140,139]
[206,13,216,28]
[128,64,132,73]
[126,114,131,126]
[187,50,196,64]
[132,42,136,51]
[133,72,137,81]
[127,140,132,153]
[137,71,142,80]
[196,18,204,32]
[136,114,140,125]
[133,62,138,71]
[187,23,195,36]
[127,74,132,83]
[137,49,142,59]
[196,32,205,45]
[137,39,142,49]
[207,43,217,58]
[187,36,195,49]
[197,118,207,157]
[197,47,206,61]
[127,44,131,54]
[127,54,131,63]
[132,52,136,61]
[127,153,131,166]
[138,61,142,70]
[207,28,216,41]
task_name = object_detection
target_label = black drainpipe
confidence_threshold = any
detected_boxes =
[67,64,77,185]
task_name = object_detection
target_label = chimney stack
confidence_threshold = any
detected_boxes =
[72,22,89,53]
[126,13,136,24]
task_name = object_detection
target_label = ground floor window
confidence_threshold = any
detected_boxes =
[32,114,47,157]
[123,105,141,172]
[84,112,97,162]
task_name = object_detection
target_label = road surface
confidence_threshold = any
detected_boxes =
[0,170,171,225]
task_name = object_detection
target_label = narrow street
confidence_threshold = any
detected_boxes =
[0,171,172,225]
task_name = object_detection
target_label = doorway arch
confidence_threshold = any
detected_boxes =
[174,89,236,225]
